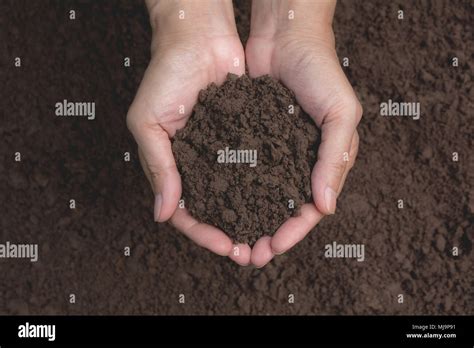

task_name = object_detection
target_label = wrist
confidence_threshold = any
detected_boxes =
[147,0,238,45]
[249,0,335,42]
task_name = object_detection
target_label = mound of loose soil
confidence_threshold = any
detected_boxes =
[172,74,319,245]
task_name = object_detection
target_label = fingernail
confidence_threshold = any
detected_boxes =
[154,193,162,222]
[324,186,337,214]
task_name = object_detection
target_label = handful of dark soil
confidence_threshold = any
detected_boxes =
[172,74,320,245]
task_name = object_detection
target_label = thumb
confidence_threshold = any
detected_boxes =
[311,100,362,215]
[128,119,181,222]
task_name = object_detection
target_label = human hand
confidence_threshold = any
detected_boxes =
[127,0,249,262]
[245,0,363,267]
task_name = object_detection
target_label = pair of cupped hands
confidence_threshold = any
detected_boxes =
[127,0,362,267]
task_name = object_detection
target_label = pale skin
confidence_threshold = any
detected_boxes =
[127,0,362,267]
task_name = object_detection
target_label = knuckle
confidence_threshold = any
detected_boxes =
[355,101,363,123]
[127,109,167,138]
[147,164,163,182]
[340,97,363,127]
[126,105,143,134]
[347,133,360,169]
[331,160,347,179]
[348,99,363,125]
[328,97,363,129]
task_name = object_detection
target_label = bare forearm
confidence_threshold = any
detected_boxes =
[146,0,237,36]
[250,0,336,39]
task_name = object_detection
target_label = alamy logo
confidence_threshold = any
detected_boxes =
[324,241,365,262]
[217,147,257,167]
[18,322,55,341]
[55,99,95,120]
[0,241,38,262]
[380,99,420,120]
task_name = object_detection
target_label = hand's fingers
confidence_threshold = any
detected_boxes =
[271,203,324,255]
[229,243,251,266]
[245,37,273,77]
[250,236,274,268]
[128,117,181,222]
[170,208,233,256]
[337,131,359,195]
[311,100,363,215]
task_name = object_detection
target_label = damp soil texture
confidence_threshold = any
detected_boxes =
[1,0,473,315]
[172,74,319,245]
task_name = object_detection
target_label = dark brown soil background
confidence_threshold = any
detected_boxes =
[172,74,319,245]
[1,0,473,315]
